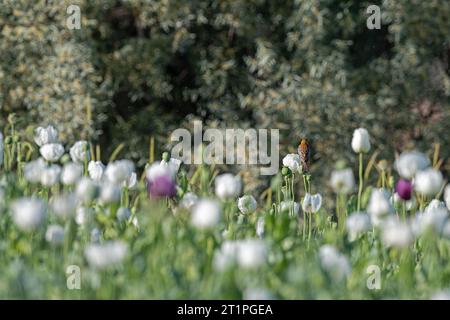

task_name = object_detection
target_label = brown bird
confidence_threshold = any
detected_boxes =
[297,138,310,173]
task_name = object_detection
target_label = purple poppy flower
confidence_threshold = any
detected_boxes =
[147,175,176,199]
[396,179,413,201]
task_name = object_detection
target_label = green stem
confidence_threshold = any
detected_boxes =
[357,153,364,212]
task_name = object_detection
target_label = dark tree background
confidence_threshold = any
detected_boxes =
[1,0,449,192]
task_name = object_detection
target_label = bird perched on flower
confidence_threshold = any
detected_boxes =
[297,139,310,173]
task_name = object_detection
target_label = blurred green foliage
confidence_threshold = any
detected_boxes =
[1,0,449,189]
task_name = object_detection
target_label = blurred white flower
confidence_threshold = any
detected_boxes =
[256,217,265,238]
[34,125,58,147]
[412,208,448,236]
[425,199,446,214]
[367,189,393,226]
[160,158,182,173]
[330,168,355,194]
[238,195,257,214]
[180,192,198,210]
[444,184,450,211]
[117,207,131,222]
[40,164,61,187]
[84,241,128,269]
[415,169,443,197]
[51,193,77,219]
[99,183,121,204]
[319,245,351,281]
[105,160,135,185]
[88,161,105,182]
[243,288,274,300]
[70,141,90,163]
[279,201,300,217]
[61,162,83,185]
[11,198,47,231]
[24,158,46,183]
[237,239,268,269]
[39,143,64,162]
[395,151,430,180]
[191,199,222,229]
[345,212,371,241]
[45,225,65,245]
[215,173,242,199]
[76,206,93,225]
[381,217,413,248]
[76,177,98,203]
[213,241,239,271]
[302,193,322,213]
[146,162,176,182]
[351,128,371,154]
[282,153,301,173]
[431,289,450,300]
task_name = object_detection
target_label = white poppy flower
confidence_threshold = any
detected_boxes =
[351,128,371,154]
[330,168,355,194]
[40,143,64,162]
[215,173,242,199]
[76,206,93,225]
[50,193,77,219]
[238,195,257,214]
[345,212,371,241]
[395,151,430,180]
[302,193,322,213]
[415,169,443,197]
[105,160,135,185]
[24,158,47,183]
[40,164,61,187]
[367,189,393,226]
[213,241,239,271]
[236,239,268,269]
[146,162,177,182]
[160,158,182,173]
[11,198,47,231]
[180,192,198,210]
[282,154,301,172]
[425,199,446,214]
[381,217,413,248]
[84,241,128,269]
[99,183,121,204]
[88,161,105,182]
[61,162,83,185]
[412,208,448,236]
[318,245,351,281]
[76,177,98,203]
[45,225,65,245]
[191,199,222,229]
[70,140,90,163]
[34,125,58,146]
